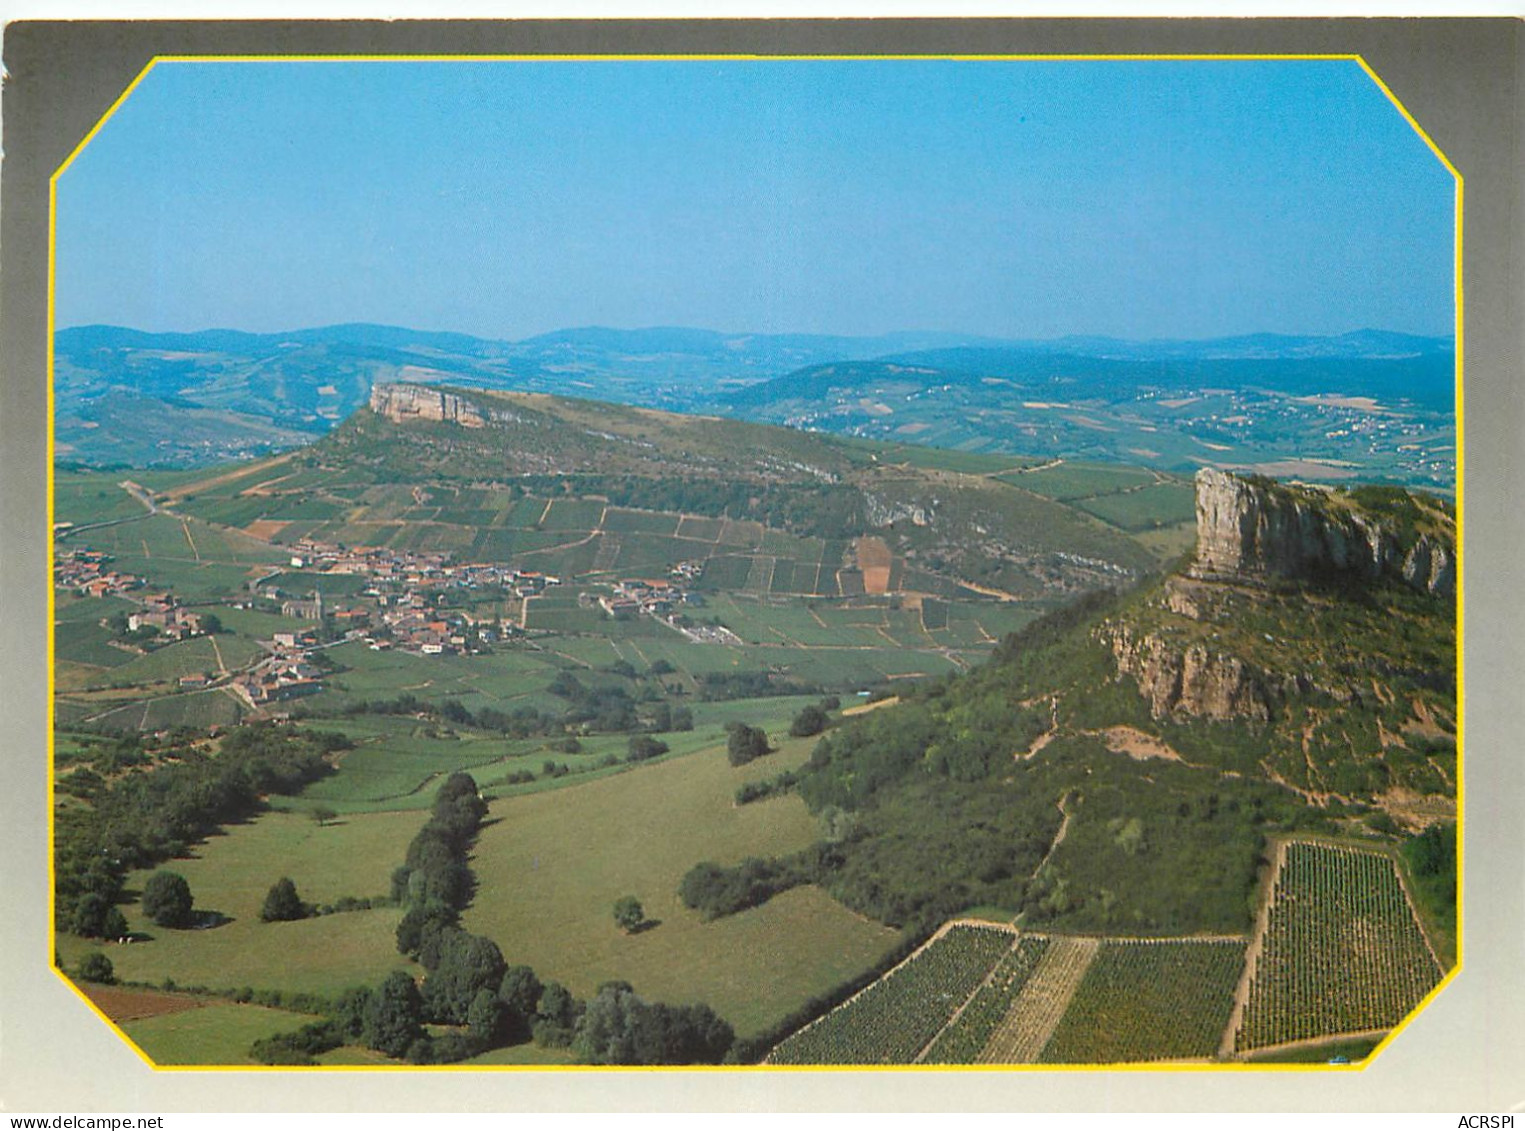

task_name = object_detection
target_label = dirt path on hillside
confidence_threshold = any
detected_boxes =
[1018,696,1060,760]
[954,579,1021,602]
[1030,790,1076,879]
[181,520,202,561]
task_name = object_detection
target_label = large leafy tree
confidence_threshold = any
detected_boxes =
[71,892,128,940]
[725,722,771,767]
[259,877,308,923]
[361,970,424,1058]
[141,871,194,928]
[612,896,645,933]
[421,931,507,1024]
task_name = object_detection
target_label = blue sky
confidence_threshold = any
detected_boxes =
[54,57,1456,341]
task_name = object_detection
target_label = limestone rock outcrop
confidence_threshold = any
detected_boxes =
[1105,624,1271,723]
[1190,468,1453,597]
[370,383,488,429]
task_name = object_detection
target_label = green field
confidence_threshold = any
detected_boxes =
[461,734,902,1039]
[997,461,1158,501]
[80,688,246,731]
[56,809,420,997]
[54,471,154,526]
[1076,483,1197,532]
[123,1003,322,1067]
[65,514,285,600]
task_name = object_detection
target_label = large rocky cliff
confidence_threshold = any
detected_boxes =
[1105,469,1455,727]
[370,383,489,429]
[1190,468,1454,597]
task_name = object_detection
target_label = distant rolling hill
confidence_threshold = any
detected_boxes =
[53,323,1455,489]
[52,323,1002,467]
[723,339,1456,492]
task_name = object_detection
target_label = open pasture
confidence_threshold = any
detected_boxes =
[71,516,278,600]
[54,617,137,669]
[123,1002,324,1067]
[309,640,555,713]
[462,734,901,1038]
[292,720,517,812]
[90,637,230,687]
[54,471,155,526]
[56,808,419,998]
[601,507,680,535]
[541,497,607,532]
[997,461,1158,501]
[290,693,819,816]
[79,687,245,732]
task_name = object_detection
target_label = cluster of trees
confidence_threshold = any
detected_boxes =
[141,871,195,928]
[391,772,487,945]
[57,724,346,939]
[1402,821,1457,946]
[342,694,565,739]
[74,952,116,985]
[612,896,646,933]
[253,960,735,1067]
[625,735,670,763]
[573,981,733,1066]
[725,722,771,767]
[678,856,808,921]
[734,769,799,806]
[260,877,310,923]
[698,671,817,702]
[787,702,830,738]
[545,671,659,734]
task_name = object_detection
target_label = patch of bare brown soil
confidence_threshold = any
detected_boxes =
[243,519,289,541]
[855,536,893,595]
[1372,786,1456,831]
[81,983,206,1023]
[1097,726,1184,762]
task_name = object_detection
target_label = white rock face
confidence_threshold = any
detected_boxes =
[1190,468,1453,597]
[370,383,487,429]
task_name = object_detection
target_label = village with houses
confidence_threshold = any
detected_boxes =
[55,532,716,720]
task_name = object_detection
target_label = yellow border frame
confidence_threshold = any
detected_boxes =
[45,50,1465,1075]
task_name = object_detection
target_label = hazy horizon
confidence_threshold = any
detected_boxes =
[53,319,1456,345]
